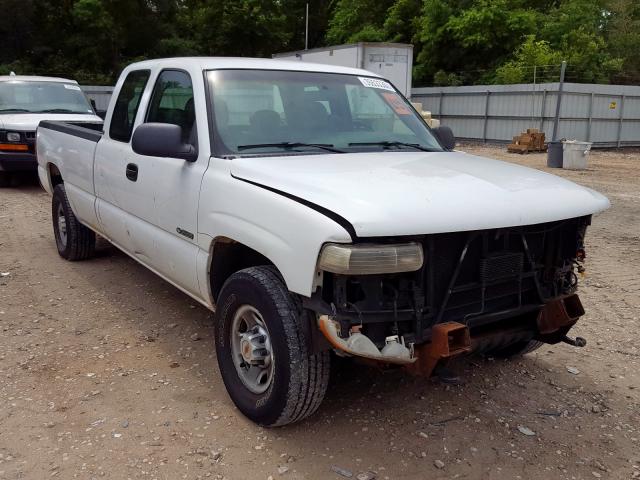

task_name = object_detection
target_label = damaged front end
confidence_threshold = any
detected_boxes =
[308,216,592,377]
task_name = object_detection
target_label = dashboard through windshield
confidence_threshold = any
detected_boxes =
[206,69,443,156]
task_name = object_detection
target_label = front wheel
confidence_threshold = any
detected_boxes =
[214,266,330,426]
[52,184,96,260]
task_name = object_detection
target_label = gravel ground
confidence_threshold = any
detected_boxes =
[0,145,639,480]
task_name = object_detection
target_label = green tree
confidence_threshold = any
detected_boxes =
[605,0,640,83]
[383,0,421,43]
[539,0,623,83]
[433,70,463,86]
[413,0,540,85]
[326,0,395,44]
[494,36,562,84]
[1,0,638,86]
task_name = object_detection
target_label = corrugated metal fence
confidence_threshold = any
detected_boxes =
[82,82,640,147]
[411,83,640,147]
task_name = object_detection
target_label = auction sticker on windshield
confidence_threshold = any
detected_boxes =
[382,92,411,115]
[358,77,394,91]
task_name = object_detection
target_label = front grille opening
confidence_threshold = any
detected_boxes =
[325,216,590,346]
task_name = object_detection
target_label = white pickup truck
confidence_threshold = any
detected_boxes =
[37,57,609,426]
[0,75,102,186]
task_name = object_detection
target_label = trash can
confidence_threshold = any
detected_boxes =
[547,141,563,168]
[562,141,592,170]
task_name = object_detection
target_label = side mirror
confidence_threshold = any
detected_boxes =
[432,126,456,151]
[132,123,197,162]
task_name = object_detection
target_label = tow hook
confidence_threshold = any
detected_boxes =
[561,335,587,347]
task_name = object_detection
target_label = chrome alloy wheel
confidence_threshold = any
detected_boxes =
[231,305,274,394]
[57,203,67,248]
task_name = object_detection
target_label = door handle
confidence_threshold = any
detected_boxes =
[126,163,138,182]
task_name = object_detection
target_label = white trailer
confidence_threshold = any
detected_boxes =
[273,42,413,97]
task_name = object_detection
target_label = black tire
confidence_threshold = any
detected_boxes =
[488,340,543,358]
[0,172,11,188]
[52,184,96,260]
[214,266,330,427]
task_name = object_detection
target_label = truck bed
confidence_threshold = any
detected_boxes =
[37,120,105,230]
[38,120,103,143]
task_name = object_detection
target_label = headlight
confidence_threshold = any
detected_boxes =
[318,242,424,275]
[6,132,21,142]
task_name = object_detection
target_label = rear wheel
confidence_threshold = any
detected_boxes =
[0,172,11,188]
[52,184,96,260]
[214,266,330,426]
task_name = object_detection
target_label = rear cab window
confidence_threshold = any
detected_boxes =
[109,70,150,142]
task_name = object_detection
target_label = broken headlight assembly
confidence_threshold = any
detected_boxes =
[317,242,424,275]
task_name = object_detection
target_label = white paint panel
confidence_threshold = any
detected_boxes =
[36,126,99,227]
[229,151,610,240]
[198,157,352,298]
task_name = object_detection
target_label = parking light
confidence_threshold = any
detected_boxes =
[0,143,29,151]
[318,242,424,275]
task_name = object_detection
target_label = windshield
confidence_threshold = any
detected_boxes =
[206,70,443,156]
[0,81,94,114]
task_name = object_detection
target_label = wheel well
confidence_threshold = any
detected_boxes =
[210,238,276,302]
[49,164,63,187]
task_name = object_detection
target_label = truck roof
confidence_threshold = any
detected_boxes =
[0,75,79,84]
[124,57,382,78]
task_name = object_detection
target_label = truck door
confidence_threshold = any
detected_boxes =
[95,68,205,297]
[94,69,155,257]
[135,69,206,296]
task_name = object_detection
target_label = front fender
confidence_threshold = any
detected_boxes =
[198,158,351,298]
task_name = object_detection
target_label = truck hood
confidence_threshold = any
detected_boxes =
[0,113,103,131]
[230,151,610,237]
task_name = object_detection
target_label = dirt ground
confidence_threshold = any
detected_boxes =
[1,145,639,480]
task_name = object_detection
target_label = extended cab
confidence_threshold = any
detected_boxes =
[37,58,609,426]
[0,75,102,186]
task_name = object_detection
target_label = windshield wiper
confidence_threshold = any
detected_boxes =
[36,108,81,114]
[348,141,439,152]
[0,108,32,113]
[237,142,345,153]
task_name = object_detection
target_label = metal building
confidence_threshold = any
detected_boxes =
[80,85,114,114]
[273,43,414,97]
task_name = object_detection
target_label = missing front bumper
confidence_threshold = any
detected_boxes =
[316,293,585,376]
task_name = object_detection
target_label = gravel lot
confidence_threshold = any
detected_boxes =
[1,145,638,480]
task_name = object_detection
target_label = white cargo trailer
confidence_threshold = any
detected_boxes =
[273,42,413,97]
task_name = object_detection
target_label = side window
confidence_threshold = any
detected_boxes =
[146,70,195,142]
[109,70,150,142]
